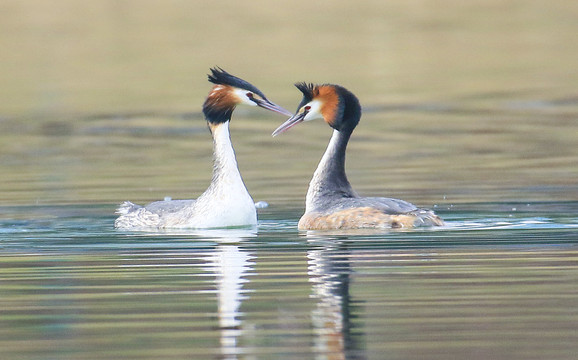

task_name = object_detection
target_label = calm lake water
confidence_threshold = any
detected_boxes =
[1,203,577,359]
[1,1,578,359]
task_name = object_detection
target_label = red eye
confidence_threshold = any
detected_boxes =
[304,106,311,111]
[246,92,254,99]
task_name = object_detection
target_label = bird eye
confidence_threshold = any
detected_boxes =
[246,92,254,99]
[304,105,311,112]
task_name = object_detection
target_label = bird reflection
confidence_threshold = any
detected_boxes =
[199,229,256,360]
[308,240,363,360]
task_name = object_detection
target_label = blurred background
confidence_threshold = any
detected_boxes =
[1,0,577,207]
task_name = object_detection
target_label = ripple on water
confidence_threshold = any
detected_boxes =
[0,202,577,360]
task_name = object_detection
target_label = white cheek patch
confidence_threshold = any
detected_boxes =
[304,99,324,121]
[232,88,257,106]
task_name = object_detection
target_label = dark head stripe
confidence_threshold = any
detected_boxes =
[208,67,267,99]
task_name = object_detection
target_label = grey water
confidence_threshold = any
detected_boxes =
[1,203,577,359]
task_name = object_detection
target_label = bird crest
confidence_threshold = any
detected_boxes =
[208,67,267,99]
[294,82,319,103]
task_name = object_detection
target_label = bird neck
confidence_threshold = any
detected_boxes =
[306,129,357,211]
[209,122,246,190]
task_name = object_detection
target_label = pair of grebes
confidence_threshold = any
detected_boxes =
[115,68,443,231]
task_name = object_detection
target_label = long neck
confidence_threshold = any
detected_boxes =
[306,129,357,211]
[209,122,246,190]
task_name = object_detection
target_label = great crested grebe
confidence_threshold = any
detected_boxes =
[272,83,444,230]
[115,68,292,230]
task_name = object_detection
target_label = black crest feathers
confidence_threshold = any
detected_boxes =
[294,82,317,102]
[294,82,319,111]
[208,67,267,99]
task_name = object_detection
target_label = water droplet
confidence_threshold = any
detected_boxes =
[254,201,269,209]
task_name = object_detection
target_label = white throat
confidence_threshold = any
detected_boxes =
[212,122,242,180]
[184,122,256,228]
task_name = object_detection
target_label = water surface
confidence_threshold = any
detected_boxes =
[1,204,577,359]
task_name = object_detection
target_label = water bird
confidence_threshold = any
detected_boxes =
[115,68,292,230]
[272,83,444,230]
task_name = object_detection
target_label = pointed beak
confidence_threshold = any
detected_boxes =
[254,98,293,117]
[272,111,306,137]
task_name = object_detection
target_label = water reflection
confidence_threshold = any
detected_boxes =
[308,241,364,360]
[198,230,255,360]
[0,205,577,359]
[198,229,368,359]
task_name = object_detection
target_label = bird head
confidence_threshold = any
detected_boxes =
[272,83,361,136]
[203,67,292,124]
